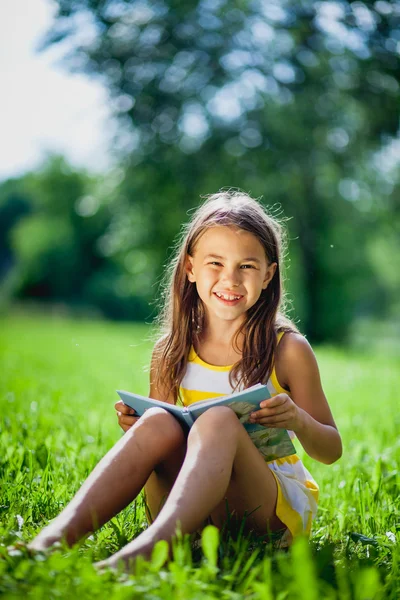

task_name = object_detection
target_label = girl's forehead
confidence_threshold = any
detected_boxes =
[193,225,265,256]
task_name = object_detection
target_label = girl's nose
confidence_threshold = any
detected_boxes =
[221,268,240,287]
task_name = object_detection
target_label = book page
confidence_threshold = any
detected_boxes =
[188,383,266,411]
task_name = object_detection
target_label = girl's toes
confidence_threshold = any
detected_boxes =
[1,541,47,563]
[5,542,27,557]
[95,554,139,574]
[95,557,122,572]
[95,558,109,571]
[27,540,61,555]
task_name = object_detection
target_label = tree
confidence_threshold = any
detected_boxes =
[29,1,400,338]
[0,157,116,314]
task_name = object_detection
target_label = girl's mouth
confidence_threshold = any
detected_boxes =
[214,292,243,305]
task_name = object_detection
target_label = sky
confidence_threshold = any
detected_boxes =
[0,0,113,181]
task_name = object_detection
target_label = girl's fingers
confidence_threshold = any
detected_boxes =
[255,409,294,425]
[257,418,289,428]
[261,406,288,417]
[115,400,136,415]
[251,406,288,420]
[119,414,138,425]
[260,395,287,409]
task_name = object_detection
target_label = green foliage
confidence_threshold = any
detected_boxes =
[0,157,146,319]
[0,157,104,302]
[1,2,400,338]
[33,0,400,341]
[201,525,219,573]
[0,314,399,598]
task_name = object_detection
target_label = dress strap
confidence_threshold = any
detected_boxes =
[271,331,288,394]
[276,331,286,345]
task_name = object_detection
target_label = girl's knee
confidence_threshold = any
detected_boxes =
[134,407,185,446]
[191,406,240,434]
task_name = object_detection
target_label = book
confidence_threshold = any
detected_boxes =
[117,384,296,462]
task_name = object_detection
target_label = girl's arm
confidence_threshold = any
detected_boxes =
[250,333,342,464]
[148,346,176,404]
[116,346,175,432]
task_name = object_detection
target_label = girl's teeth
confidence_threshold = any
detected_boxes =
[216,293,240,300]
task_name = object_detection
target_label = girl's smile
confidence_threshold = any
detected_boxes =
[213,291,243,305]
[186,226,277,326]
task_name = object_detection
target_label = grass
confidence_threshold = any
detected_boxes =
[0,312,399,599]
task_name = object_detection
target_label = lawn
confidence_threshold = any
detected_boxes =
[0,313,399,599]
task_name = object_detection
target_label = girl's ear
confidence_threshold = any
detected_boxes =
[186,255,196,282]
[262,262,277,289]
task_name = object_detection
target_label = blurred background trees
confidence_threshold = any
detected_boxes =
[1,0,399,342]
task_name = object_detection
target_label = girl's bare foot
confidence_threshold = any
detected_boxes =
[27,529,64,553]
[1,540,59,562]
[95,540,155,573]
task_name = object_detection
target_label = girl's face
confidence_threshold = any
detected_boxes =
[186,226,277,328]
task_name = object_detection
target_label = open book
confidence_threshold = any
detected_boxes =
[117,384,296,462]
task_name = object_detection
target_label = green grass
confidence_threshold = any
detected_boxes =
[0,313,399,599]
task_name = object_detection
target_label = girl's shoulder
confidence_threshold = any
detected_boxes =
[275,331,316,391]
[276,330,312,357]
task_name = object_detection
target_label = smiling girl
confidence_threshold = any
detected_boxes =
[29,191,342,568]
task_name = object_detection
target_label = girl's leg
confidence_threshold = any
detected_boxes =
[143,443,187,524]
[98,406,283,568]
[28,408,186,551]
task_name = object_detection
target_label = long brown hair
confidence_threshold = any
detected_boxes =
[153,190,298,401]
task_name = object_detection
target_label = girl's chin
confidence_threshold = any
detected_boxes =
[208,307,248,324]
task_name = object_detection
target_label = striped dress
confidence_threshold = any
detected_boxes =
[179,333,319,542]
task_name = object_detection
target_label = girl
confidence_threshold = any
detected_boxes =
[29,191,342,569]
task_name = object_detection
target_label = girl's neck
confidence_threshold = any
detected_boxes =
[195,320,244,367]
[201,313,245,344]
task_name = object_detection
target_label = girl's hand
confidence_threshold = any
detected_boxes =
[115,400,140,432]
[248,393,303,432]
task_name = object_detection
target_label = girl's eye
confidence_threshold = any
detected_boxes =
[241,264,255,269]
[209,261,222,266]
